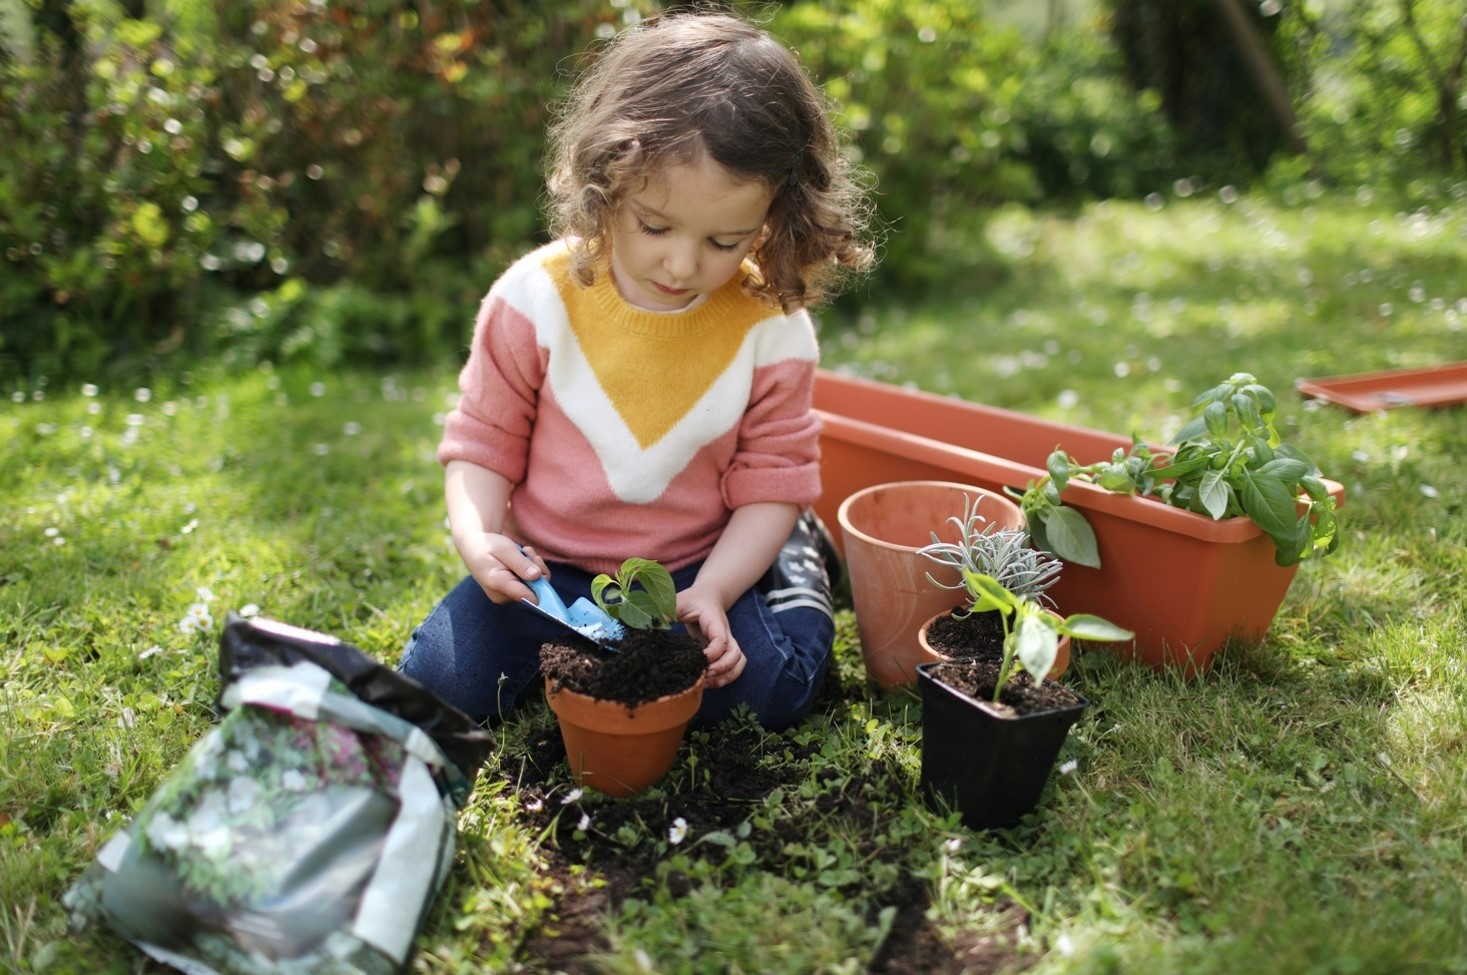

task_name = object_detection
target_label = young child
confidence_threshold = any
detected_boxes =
[399,10,874,730]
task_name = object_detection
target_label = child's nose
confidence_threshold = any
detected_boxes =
[663,241,697,282]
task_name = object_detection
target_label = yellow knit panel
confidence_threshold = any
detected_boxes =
[550,252,770,450]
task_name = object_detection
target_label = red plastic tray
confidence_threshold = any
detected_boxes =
[1296,362,1467,412]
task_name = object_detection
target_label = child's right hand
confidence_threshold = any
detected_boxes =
[457,532,549,604]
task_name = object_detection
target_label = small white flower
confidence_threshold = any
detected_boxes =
[281,769,308,792]
[944,836,962,854]
[668,817,689,845]
[1059,759,1079,775]
[342,421,361,436]
[181,518,199,534]
[196,587,215,602]
[226,750,249,773]
[238,603,261,618]
[180,602,214,633]
[525,797,544,813]
[82,384,99,397]
[139,645,164,659]
[135,388,152,403]
[560,788,583,805]
[577,813,591,831]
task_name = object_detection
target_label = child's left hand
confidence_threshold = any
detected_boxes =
[676,589,746,689]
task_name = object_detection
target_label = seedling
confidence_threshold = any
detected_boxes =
[959,571,1132,703]
[591,557,677,631]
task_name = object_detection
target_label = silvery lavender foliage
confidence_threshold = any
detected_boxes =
[917,494,1064,607]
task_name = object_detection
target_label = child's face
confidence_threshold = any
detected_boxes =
[608,155,774,312]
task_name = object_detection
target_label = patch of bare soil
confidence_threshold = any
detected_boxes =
[496,641,1035,974]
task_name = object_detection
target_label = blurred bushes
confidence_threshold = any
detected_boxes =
[2,0,1465,384]
[771,0,1177,289]
[1,0,650,381]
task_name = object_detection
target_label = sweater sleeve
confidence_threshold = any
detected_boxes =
[437,288,545,481]
[719,316,822,509]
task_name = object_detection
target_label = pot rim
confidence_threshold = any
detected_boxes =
[916,659,1088,718]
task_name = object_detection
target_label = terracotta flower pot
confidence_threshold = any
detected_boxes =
[813,369,1346,675]
[916,609,1071,680]
[837,481,1024,691]
[544,675,704,798]
[917,660,1088,830]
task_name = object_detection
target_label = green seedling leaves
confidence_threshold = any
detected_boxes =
[591,557,677,630]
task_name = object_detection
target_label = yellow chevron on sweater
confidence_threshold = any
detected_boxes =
[546,249,774,450]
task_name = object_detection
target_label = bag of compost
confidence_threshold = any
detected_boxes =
[64,614,493,975]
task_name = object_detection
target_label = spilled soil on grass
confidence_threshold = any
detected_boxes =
[482,632,1037,974]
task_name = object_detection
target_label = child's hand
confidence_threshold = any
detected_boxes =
[676,589,746,689]
[458,532,549,604]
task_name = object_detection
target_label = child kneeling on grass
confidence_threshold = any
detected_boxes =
[400,10,875,730]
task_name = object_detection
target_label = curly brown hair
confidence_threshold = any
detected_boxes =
[544,10,876,310]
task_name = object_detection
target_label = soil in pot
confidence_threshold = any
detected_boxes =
[539,629,707,707]
[921,610,1071,680]
[923,612,1006,664]
[925,659,1081,718]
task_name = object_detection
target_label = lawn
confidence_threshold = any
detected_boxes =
[4,192,1466,974]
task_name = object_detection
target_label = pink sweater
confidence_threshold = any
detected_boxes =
[438,241,822,576]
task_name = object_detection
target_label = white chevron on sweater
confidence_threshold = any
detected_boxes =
[499,255,816,505]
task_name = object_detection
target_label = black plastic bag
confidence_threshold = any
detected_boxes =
[65,615,493,974]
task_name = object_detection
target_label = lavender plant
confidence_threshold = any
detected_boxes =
[917,493,1064,609]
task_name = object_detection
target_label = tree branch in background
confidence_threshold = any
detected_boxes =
[1213,0,1310,159]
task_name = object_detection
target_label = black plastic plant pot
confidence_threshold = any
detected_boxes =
[916,660,1088,830]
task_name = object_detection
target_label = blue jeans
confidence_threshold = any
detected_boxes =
[399,519,835,730]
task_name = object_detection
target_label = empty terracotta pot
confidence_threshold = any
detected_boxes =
[837,481,1024,690]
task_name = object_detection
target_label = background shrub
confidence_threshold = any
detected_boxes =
[3,0,1464,385]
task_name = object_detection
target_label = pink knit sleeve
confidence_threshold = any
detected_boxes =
[720,354,822,509]
[436,291,545,481]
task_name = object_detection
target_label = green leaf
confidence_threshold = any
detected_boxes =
[1040,506,1100,568]
[622,557,677,621]
[1232,392,1262,430]
[1046,450,1071,490]
[1203,400,1229,438]
[1238,471,1299,540]
[1061,614,1134,642]
[1013,614,1058,685]
[1198,468,1230,520]
[1258,457,1310,483]
[960,571,1018,615]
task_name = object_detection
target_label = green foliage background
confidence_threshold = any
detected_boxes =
[3,0,1466,383]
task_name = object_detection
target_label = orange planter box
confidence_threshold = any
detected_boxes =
[812,370,1345,674]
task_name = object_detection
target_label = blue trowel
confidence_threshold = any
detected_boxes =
[519,573,625,649]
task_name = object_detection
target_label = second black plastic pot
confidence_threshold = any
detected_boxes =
[916,660,1088,830]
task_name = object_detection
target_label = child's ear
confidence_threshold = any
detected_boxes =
[752,224,771,249]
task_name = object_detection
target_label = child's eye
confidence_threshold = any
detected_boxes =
[708,239,740,253]
[638,222,669,237]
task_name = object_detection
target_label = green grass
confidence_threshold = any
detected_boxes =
[4,192,1466,973]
